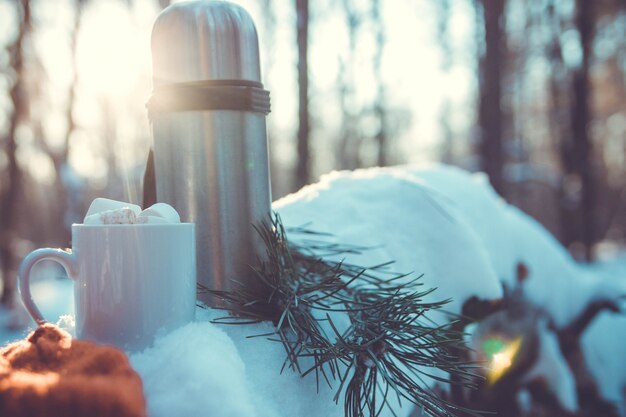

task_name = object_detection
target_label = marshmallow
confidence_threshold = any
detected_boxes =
[83,199,181,225]
[136,215,171,224]
[84,207,138,225]
[86,198,142,219]
[84,213,103,225]
[137,203,181,223]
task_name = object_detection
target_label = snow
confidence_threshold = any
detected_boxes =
[0,275,74,346]
[130,319,258,417]
[522,318,578,412]
[2,164,625,416]
[582,312,626,415]
[404,165,626,328]
[275,166,504,320]
[277,165,626,327]
[188,308,345,417]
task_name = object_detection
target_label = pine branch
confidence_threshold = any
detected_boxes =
[206,212,482,417]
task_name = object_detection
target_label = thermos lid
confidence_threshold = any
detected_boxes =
[151,0,262,86]
[148,1,270,115]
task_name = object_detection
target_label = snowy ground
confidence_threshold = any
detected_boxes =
[1,164,625,417]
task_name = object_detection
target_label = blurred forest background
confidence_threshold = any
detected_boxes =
[1,0,626,306]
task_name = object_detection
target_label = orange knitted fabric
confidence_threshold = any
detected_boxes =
[0,323,146,417]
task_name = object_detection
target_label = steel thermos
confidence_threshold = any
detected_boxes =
[148,1,272,305]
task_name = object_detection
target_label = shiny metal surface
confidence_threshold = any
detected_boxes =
[151,1,261,85]
[150,1,272,304]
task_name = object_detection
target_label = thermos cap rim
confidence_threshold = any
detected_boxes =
[147,79,270,117]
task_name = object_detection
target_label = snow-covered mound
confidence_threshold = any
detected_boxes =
[276,166,503,320]
[276,165,626,328]
[275,164,626,414]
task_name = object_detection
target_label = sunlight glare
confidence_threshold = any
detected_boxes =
[68,130,107,181]
[76,1,143,99]
[485,336,523,384]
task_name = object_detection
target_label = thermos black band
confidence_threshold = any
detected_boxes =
[147,79,271,116]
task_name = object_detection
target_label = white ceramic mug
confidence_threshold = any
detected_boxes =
[18,223,196,351]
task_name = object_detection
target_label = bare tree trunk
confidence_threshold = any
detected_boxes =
[56,0,82,239]
[258,0,284,197]
[545,0,597,259]
[337,0,360,170]
[294,0,310,190]
[60,0,83,229]
[546,2,571,248]
[337,59,357,170]
[570,0,595,260]
[478,0,505,196]
[0,0,31,306]
[66,3,81,153]
[32,0,84,246]
[372,0,387,167]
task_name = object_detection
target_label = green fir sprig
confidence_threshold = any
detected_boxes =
[206,213,481,417]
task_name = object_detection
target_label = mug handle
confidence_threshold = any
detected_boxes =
[18,248,78,325]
